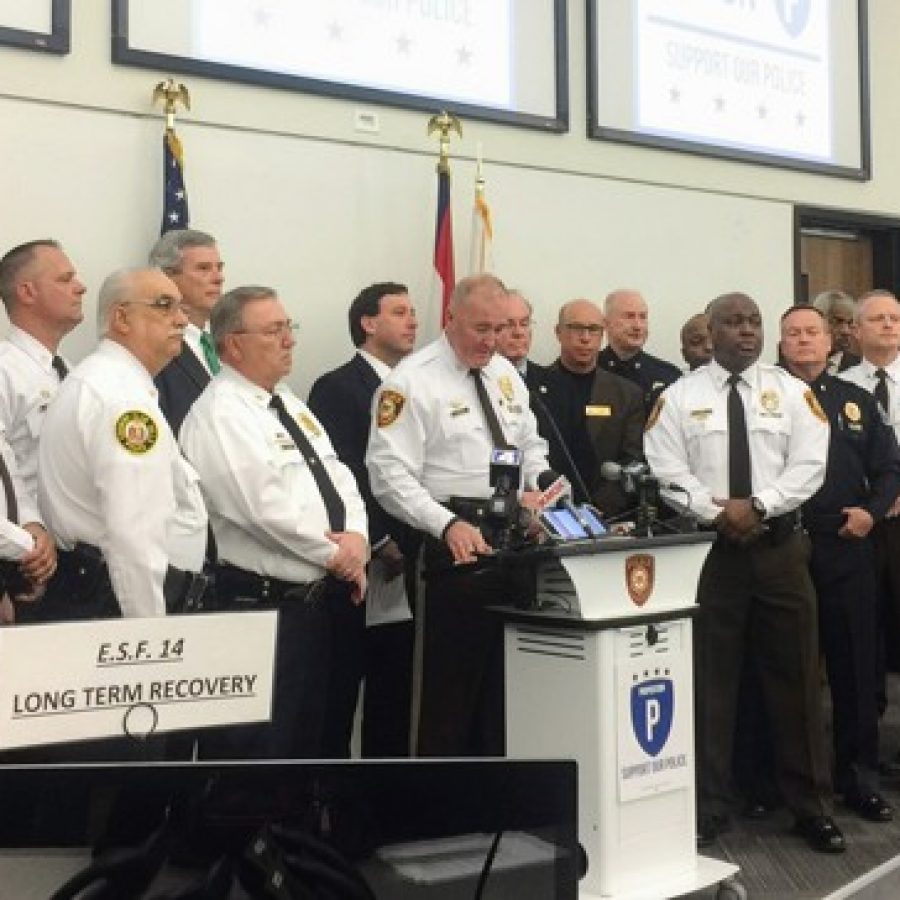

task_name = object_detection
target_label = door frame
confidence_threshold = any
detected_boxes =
[794,205,900,303]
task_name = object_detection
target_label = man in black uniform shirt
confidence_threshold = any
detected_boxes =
[780,305,900,820]
[534,299,644,517]
[598,288,682,414]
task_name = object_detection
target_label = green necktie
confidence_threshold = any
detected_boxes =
[199,331,221,375]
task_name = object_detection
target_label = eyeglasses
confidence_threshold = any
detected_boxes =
[232,321,300,339]
[562,323,603,337]
[120,296,184,316]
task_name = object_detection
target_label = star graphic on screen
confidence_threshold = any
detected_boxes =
[714,96,725,112]
[328,21,344,40]
[396,33,412,54]
[757,104,768,119]
[168,211,182,224]
[175,190,184,201]
[669,87,681,103]
[796,110,806,127]
[457,45,472,65]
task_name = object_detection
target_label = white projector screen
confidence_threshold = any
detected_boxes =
[112,0,568,132]
[588,0,870,179]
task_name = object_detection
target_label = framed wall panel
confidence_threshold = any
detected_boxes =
[112,0,569,133]
[587,0,870,179]
[0,0,70,54]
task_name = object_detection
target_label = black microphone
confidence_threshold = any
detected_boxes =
[599,460,686,495]
[536,469,601,537]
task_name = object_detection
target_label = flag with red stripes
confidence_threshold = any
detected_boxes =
[433,168,455,326]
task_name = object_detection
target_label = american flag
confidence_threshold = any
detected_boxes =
[161,130,189,235]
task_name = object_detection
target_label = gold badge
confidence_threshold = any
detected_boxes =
[299,413,321,437]
[644,395,664,432]
[376,389,406,428]
[115,410,158,455]
[844,401,861,423]
[498,375,514,402]
[690,408,713,421]
[760,390,780,415]
[626,554,655,607]
[804,389,828,424]
[586,405,611,417]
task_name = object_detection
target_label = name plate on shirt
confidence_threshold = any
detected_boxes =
[0,611,277,750]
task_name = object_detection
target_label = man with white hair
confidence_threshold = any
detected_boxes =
[813,290,860,374]
[38,267,207,620]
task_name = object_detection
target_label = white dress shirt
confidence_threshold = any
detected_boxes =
[181,322,214,376]
[38,340,207,617]
[840,356,900,443]
[180,365,368,583]
[0,325,69,506]
[366,334,549,539]
[645,359,829,523]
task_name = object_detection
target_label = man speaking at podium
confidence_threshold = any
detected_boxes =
[367,274,549,757]
[645,292,844,853]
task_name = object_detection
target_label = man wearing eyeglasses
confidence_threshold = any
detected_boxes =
[533,299,644,517]
[598,288,682,415]
[496,289,545,390]
[37,268,208,622]
[180,285,369,760]
[149,229,225,435]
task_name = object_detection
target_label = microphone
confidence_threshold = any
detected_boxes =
[600,460,685,495]
[536,469,602,537]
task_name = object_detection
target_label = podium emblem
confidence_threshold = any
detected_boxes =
[631,677,674,757]
[625,554,654,606]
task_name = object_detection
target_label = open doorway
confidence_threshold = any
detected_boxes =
[794,206,900,304]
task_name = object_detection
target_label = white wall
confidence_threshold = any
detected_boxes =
[1,0,898,392]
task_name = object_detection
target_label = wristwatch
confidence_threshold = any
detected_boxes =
[750,496,767,520]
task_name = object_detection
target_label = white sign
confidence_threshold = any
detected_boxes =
[0,611,277,750]
[616,651,691,803]
[637,0,831,160]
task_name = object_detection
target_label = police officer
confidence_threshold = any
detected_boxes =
[366,274,549,757]
[645,292,843,853]
[680,312,713,370]
[180,285,369,759]
[38,267,208,621]
[598,288,681,414]
[781,305,899,822]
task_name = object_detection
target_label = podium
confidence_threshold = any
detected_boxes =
[501,533,740,900]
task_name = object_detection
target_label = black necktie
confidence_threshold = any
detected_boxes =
[469,369,510,448]
[0,450,18,524]
[727,373,752,498]
[52,355,68,381]
[269,395,345,531]
[875,368,890,416]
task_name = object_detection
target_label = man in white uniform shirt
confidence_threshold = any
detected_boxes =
[645,292,842,853]
[367,274,550,757]
[180,285,368,759]
[38,268,208,621]
[840,290,900,760]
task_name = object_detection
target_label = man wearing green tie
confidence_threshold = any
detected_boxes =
[149,228,225,434]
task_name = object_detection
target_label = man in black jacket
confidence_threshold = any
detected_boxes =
[308,282,418,757]
[149,229,224,435]
[533,298,643,517]
[781,304,900,822]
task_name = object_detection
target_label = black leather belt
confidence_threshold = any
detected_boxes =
[215,563,325,606]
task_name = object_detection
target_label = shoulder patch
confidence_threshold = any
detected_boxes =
[115,410,158,455]
[644,395,664,432]
[376,389,406,428]
[803,389,828,424]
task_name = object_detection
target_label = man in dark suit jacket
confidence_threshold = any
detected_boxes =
[308,281,418,758]
[533,299,644,517]
[149,229,225,435]
[496,288,546,388]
